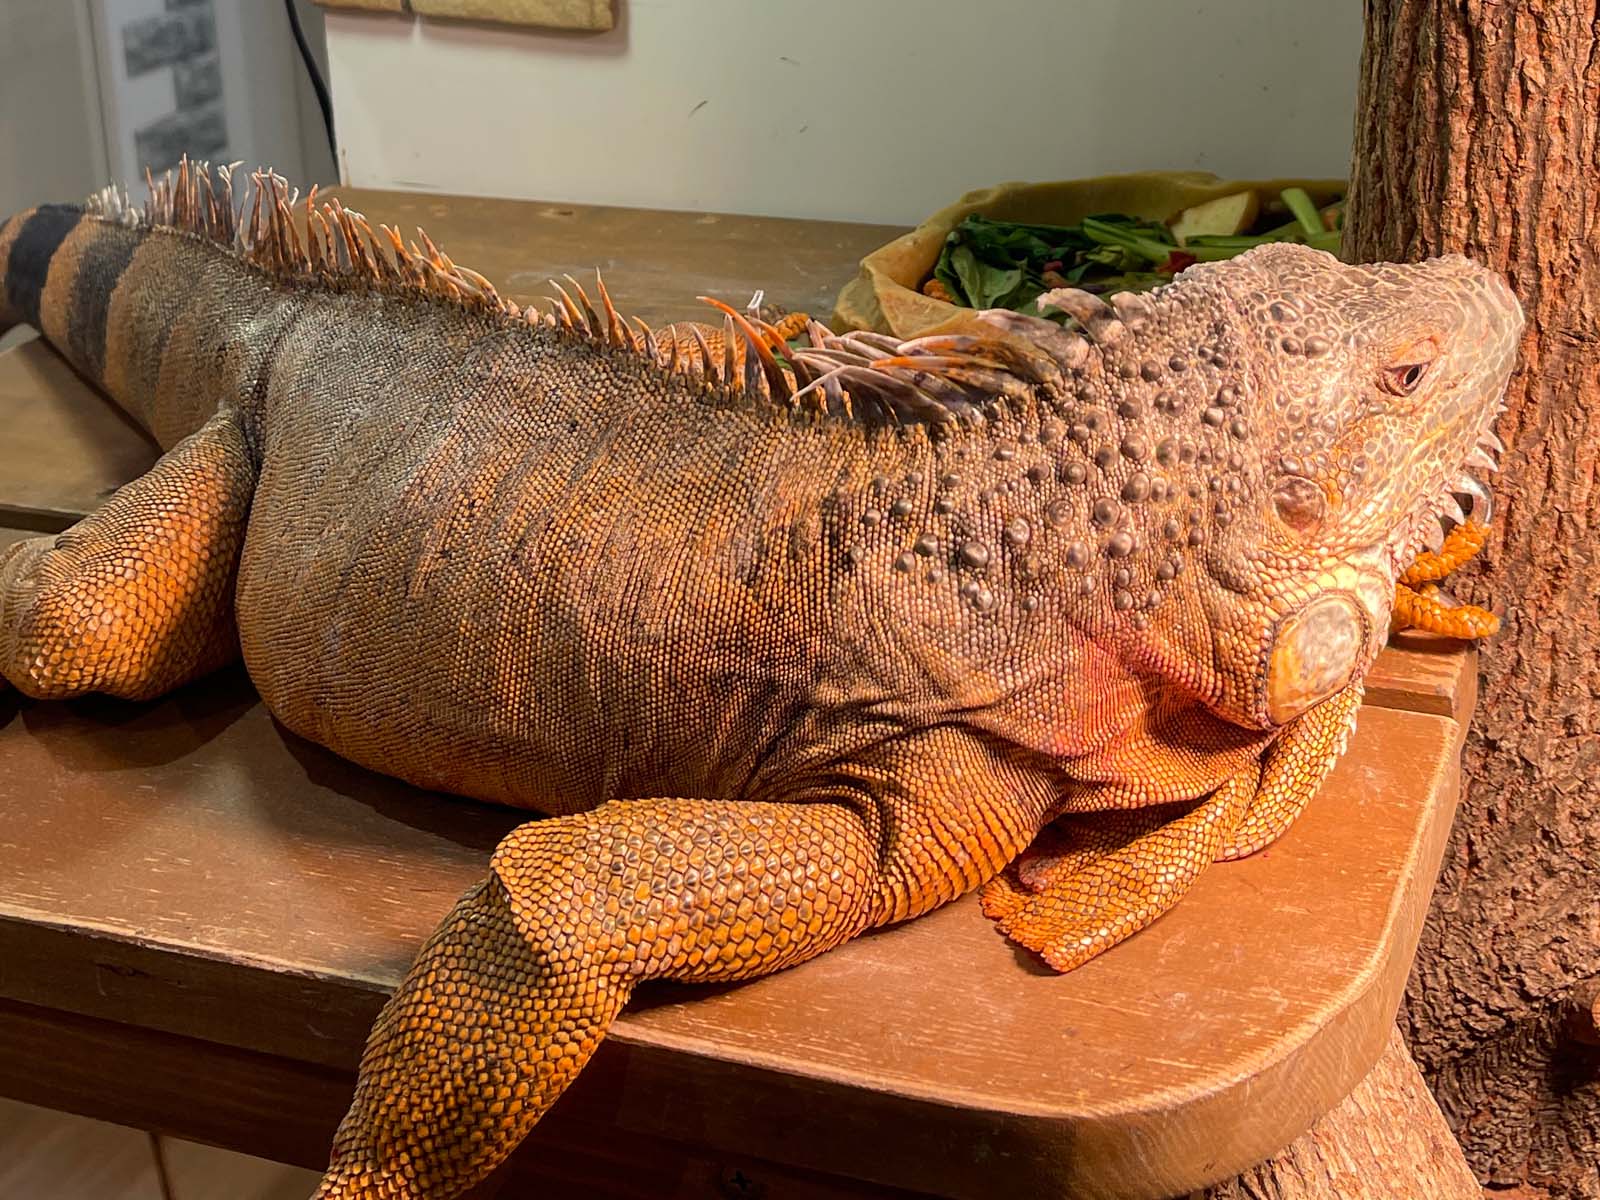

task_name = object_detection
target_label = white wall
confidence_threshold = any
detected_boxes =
[87,0,333,193]
[326,0,1363,225]
[0,2,106,217]
[290,0,339,185]
[0,1,334,217]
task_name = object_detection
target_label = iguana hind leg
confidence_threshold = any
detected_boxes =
[0,409,252,699]
[316,730,1053,1199]
[315,796,882,1200]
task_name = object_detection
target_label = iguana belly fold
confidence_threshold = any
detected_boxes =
[0,163,1522,1200]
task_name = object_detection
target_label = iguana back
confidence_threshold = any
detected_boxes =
[241,284,940,811]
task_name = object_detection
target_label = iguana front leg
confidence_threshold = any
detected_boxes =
[983,683,1363,971]
[981,770,1258,972]
[1218,681,1362,859]
[0,410,252,699]
[1391,519,1500,638]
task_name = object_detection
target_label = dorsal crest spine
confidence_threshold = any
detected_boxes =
[85,158,1091,428]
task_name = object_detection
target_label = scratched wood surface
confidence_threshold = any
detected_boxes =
[323,186,906,328]
[1365,630,1478,720]
[0,190,1480,1197]
[0,1000,934,1200]
[0,335,158,531]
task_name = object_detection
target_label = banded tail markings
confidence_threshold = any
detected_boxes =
[2,205,79,332]
[0,209,35,329]
[62,222,142,382]
[34,215,142,385]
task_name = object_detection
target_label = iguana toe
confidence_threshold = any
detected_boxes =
[987,775,1254,972]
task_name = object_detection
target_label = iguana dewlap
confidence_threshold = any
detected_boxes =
[0,165,1522,1200]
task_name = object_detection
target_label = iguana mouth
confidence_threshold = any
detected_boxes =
[1393,400,1505,575]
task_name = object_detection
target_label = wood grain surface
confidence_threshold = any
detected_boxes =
[0,336,158,531]
[1363,632,1477,721]
[1201,1027,1481,1200]
[0,1001,931,1200]
[322,185,902,329]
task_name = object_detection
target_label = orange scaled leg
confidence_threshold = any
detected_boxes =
[0,411,253,699]
[314,797,879,1200]
[316,726,1055,1199]
[981,772,1257,972]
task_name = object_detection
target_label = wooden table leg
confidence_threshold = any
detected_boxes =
[1200,1026,1480,1199]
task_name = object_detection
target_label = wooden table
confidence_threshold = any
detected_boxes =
[0,191,1478,1199]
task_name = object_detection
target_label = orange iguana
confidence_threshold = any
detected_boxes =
[0,164,1520,1199]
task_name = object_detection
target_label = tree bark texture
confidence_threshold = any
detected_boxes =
[1345,3,1600,1197]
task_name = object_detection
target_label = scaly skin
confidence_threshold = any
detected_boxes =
[0,163,1523,1199]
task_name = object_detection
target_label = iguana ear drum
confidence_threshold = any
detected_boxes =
[1264,593,1366,725]
[1271,474,1326,533]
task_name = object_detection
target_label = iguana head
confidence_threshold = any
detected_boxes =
[1161,244,1523,729]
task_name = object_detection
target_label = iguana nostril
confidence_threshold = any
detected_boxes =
[1272,474,1326,533]
[1265,594,1365,724]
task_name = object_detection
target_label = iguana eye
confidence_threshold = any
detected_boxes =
[1382,362,1429,395]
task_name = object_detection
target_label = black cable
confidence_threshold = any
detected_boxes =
[285,0,337,162]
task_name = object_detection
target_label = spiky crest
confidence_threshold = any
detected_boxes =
[83,158,1112,427]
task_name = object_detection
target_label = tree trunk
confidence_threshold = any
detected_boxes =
[1343,3,1600,1196]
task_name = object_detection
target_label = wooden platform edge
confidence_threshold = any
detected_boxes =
[0,997,930,1200]
[1200,1027,1481,1200]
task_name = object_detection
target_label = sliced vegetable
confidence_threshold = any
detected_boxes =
[1280,188,1327,240]
[1169,191,1260,244]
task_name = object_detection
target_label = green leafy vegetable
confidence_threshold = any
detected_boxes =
[1281,187,1326,239]
[926,187,1346,318]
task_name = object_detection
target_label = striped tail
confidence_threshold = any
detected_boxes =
[1,205,102,338]
[0,198,275,451]
[1,201,147,408]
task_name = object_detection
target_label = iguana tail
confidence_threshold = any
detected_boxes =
[0,202,155,412]
[0,192,279,451]
[0,205,92,339]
